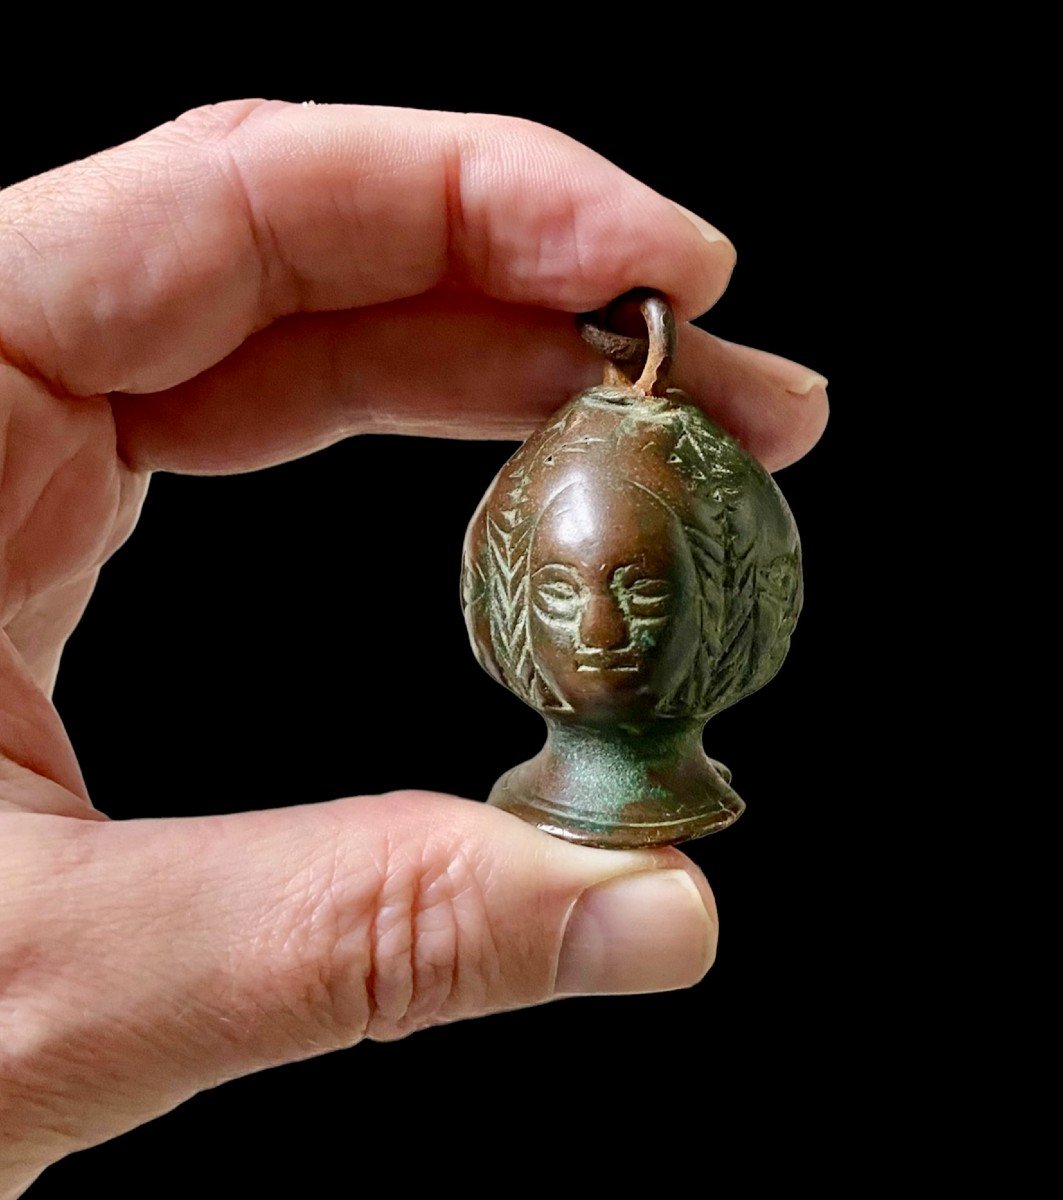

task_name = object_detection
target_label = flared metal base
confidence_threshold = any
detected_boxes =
[487,747,744,850]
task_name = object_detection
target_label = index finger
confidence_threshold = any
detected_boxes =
[0,100,735,396]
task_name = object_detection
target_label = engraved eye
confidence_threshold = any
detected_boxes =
[628,593,670,611]
[538,580,579,601]
[628,578,670,597]
[614,574,671,617]
[534,577,584,624]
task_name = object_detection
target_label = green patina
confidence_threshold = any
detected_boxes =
[545,720,685,813]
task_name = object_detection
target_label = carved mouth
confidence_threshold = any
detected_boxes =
[575,654,642,673]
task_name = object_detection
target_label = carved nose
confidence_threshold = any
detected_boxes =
[580,593,629,650]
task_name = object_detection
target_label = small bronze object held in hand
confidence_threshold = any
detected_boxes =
[461,290,802,849]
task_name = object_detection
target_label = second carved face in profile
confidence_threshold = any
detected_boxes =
[527,479,699,722]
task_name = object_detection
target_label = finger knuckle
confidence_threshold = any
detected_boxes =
[153,98,287,148]
[264,795,501,1047]
[0,822,115,1158]
[365,849,494,1042]
[464,110,578,151]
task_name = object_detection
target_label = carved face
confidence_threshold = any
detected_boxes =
[463,388,802,727]
[528,480,699,723]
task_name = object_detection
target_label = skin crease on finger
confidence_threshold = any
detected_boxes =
[0,101,826,1191]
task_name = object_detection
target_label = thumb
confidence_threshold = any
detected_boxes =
[2,791,716,1170]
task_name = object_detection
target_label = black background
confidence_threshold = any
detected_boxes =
[3,52,897,1195]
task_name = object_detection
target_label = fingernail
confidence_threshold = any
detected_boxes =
[555,869,716,996]
[672,202,734,249]
[786,370,829,396]
[751,347,828,397]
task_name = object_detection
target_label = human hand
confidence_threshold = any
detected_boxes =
[0,100,828,1195]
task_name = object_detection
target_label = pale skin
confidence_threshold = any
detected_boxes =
[0,100,828,1194]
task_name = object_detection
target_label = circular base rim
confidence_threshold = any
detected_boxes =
[488,786,744,850]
